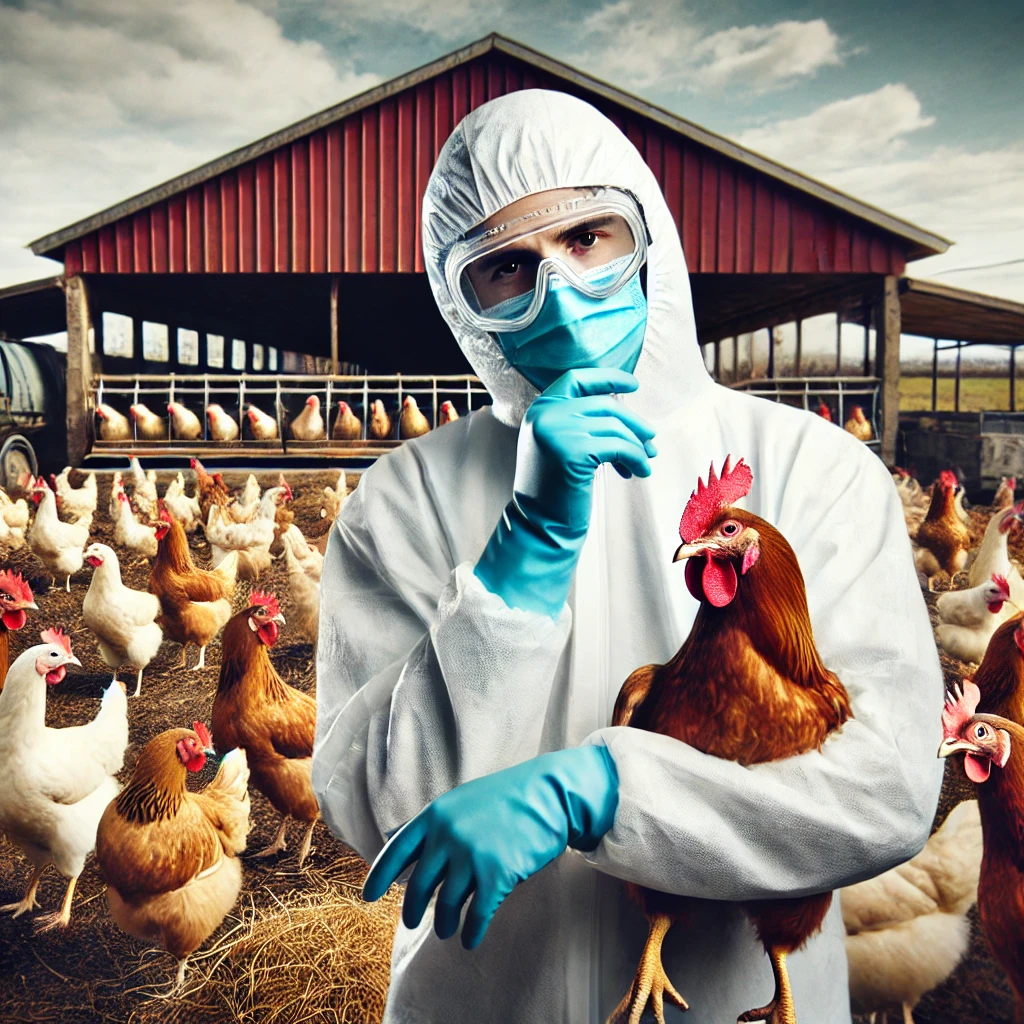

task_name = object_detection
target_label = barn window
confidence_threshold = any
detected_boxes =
[177,328,200,366]
[142,321,169,362]
[252,343,265,371]
[269,347,278,371]
[207,334,225,368]
[232,339,247,371]
[102,312,133,357]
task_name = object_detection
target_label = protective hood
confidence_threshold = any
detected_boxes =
[422,89,713,427]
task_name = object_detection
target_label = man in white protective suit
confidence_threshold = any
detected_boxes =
[312,89,944,1024]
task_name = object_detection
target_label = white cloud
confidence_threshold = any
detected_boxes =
[736,84,935,170]
[736,86,1024,302]
[0,0,379,286]
[577,1,841,93]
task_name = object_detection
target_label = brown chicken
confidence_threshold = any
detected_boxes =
[149,507,238,670]
[369,399,392,440]
[609,457,851,1024]
[439,400,460,425]
[271,474,295,556]
[332,400,363,440]
[0,570,37,684]
[913,475,971,589]
[844,406,873,441]
[938,681,1024,1021]
[211,592,320,866]
[969,612,1024,724]
[95,723,250,989]
[190,457,232,525]
[399,395,431,439]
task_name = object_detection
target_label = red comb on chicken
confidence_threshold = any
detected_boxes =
[41,627,73,656]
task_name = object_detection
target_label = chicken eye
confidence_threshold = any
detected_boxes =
[975,724,988,738]
[49,651,57,658]
[720,521,740,537]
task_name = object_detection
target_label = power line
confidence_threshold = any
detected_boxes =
[929,257,1024,275]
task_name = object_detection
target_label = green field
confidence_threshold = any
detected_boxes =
[900,375,1021,413]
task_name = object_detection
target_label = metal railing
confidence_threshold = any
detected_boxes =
[729,375,882,447]
[92,372,492,448]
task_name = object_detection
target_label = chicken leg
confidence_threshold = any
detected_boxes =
[1,862,46,917]
[34,875,77,933]
[133,667,143,698]
[175,646,189,669]
[192,645,207,671]
[297,818,317,868]
[738,947,796,1024]
[607,913,689,1024]
[251,817,288,858]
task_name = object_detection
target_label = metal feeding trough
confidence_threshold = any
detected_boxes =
[90,372,491,462]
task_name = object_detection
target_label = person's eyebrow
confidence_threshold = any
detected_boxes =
[551,215,618,244]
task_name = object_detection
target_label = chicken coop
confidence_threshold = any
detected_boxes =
[5,33,957,469]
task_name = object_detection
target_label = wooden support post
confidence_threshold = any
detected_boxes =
[931,338,939,411]
[1011,345,1017,413]
[713,339,721,379]
[875,275,901,465]
[794,320,802,376]
[732,336,739,383]
[863,302,872,377]
[330,275,340,376]
[955,342,963,413]
[766,327,775,379]
[835,314,842,373]
[64,276,93,468]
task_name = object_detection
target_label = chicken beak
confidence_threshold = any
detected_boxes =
[273,613,286,626]
[65,654,82,668]
[673,541,713,563]
[23,601,39,611]
[937,737,976,759]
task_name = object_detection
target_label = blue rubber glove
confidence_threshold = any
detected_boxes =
[362,745,619,949]
[474,368,657,618]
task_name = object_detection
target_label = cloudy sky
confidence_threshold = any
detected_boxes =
[2,0,1021,352]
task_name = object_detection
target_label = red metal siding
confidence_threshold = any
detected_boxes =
[60,51,910,276]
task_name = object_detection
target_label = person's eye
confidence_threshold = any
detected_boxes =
[492,261,521,281]
[568,232,599,254]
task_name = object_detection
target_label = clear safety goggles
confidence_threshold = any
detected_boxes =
[445,186,651,333]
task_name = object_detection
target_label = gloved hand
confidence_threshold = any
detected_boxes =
[362,744,619,949]
[474,367,657,617]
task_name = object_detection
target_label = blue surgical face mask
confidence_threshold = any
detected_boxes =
[486,255,648,392]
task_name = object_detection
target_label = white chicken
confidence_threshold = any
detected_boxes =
[935,572,1015,665]
[83,543,163,697]
[246,404,278,440]
[129,403,167,440]
[129,457,159,518]
[0,630,128,930]
[96,403,132,442]
[28,479,89,591]
[842,800,982,1024]
[289,395,325,440]
[53,467,98,523]
[108,470,125,522]
[206,489,284,582]
[0,513,26,552]
[0,487,31,530]
[282,524,323,641]
[966,502,1024,600]
[162,472,202,533]
[207,403,240,441]
[168,402,202,440]
[114,491,158,559]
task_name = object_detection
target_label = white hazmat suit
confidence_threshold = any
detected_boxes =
[313,90,945,1023]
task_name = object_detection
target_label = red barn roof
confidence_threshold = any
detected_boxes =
[29,34,949,278]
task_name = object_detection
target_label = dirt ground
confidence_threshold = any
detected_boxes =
[0,473,1018,1023]
[0,468,370,1024]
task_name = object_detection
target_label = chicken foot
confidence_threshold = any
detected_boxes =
[1,862,46,917]
[34,875,77,933]
[606,913,689,1024]
[737,946,796,1024]
[251,817,289,859]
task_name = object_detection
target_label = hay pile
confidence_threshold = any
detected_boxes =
[133,853,399,1024]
